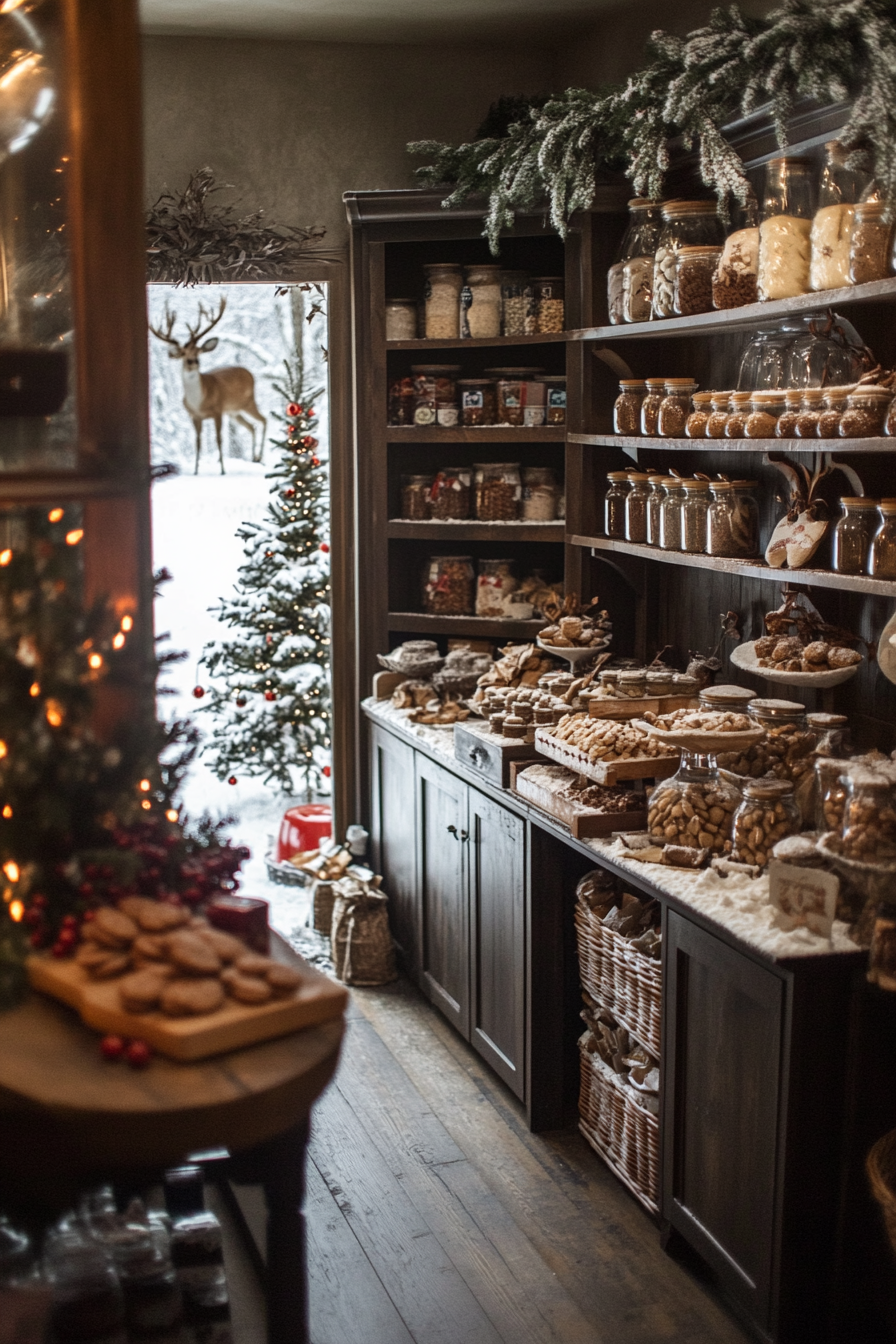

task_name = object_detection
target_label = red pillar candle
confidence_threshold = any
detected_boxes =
[206,896,270,954]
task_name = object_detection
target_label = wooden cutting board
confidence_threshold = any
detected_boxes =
[27,951,349,1063]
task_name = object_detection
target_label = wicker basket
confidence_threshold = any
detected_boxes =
[574,900,662,1056]
[578,1035,659,1214]
[867,1128,896,1257]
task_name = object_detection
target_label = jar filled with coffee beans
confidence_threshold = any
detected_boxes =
[605,471,630,538]
[731,779,800,868]
[422,555,474,614]
[613,379,646,435]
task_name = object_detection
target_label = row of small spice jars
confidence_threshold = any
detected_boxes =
[387,267,565,341]
[608,148,894,324]
[604,471,760,558]
[388,365,567,427]
[832,498,896,578]
[401,464,561,522]
[422,556,542,617]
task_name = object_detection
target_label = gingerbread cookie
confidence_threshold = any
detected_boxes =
[265,963,302,995]
[134,902,191,933]
[161,977,225,1017]
[222,968,272,1004]
[233,952,274,977]
[195,926,248,963]
[165,931,222,977]
[132,933,168,965]
[88,907,138,949]
[119,968,171,1013]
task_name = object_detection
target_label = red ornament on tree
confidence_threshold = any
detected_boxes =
[236,698,247,708]
[192,686,205,699]
[323,765,332,777]
[264,690,276,701]
[284,487,295,497]
[320,543,330,554]
[311,457,320,467]
[287,402,302,416]
[301,436,317,449]
[228,775,238,785]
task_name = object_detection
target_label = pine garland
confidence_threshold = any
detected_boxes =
[409,0,896,250]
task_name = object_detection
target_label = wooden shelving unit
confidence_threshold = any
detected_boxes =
[387,520,565,541]
[386,611,544,638]
[569,432,896,455]
[387,332,568,350]
[386,426,566,443]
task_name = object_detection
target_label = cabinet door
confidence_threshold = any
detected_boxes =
[467,789,526,1099]
[663,909,784,1333]
[416,756,469,1036]
[369,726,418,976]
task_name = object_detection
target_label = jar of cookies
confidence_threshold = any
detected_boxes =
[832,496,878,573]
[613,379,646,435]
[659,477,685,551]
[430,467,472,520]
[686,391,712,438]
[815,757,851,833]
[423,263,463,339]
[681,479,710,553]
[840,770,896,863]
[422,555,474,614]
[458,378,498,426]
[474,462,521,520]
[604,471,630,538]
[640,378,667,436]
[648,751,739,857]
[731,780,800,867]
[745,698,814,783]
[625,472,651,543]
[658,379,698,437]
[400,473,433,520]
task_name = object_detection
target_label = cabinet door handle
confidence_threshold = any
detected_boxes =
[447,824,458,839]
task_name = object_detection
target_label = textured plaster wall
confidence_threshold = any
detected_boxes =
[142,36,558,248]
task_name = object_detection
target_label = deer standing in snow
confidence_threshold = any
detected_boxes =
[149,298,266,474]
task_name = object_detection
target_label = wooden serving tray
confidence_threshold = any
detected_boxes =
[510,761,647,838]
[454,720,544,786]
[585,693,699,720]
[533,727,679,786]
[27,951,348,1063]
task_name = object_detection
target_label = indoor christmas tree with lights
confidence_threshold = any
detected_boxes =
[200,358,332,795]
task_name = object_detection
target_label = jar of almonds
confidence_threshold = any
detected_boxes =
[731,779,800,868]
[840,770,896,863]
[648,750,739,857]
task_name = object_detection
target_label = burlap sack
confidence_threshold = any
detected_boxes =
[330,874,397,986]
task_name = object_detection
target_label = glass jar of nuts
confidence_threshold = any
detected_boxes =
[731,779,800,868]
[474,462,521,521]
[648,750,739,857]
[840,770,896,863]
[422,555,474,614]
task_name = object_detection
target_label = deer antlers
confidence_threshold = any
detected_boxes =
[148,297,227,349]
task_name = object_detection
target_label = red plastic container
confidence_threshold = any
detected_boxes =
[276,803,332,861]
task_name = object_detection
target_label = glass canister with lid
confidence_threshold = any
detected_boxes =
[775,388,803,438]
[681,479,710,553]
[476,558,518,616]
[658,378,698,436]
[815,756,851,833]
[430,466,471,520]
[712,224,760,308]
[423,263,463,339]
[707,480,760,558]
[674,244,723,316]
[608,198,660,323]
[613,379,646,435]
[422,555,474,614]
[474,462,521,521]
[817,385,853,438]
[840,769,896,863]
[458,377,497,426]
[487,367,546,426]
[640,378,667,436]
[794,388,825,438]
[646,473,666,545]
[744,390,784,439]
[648,750,739,856]
[810,141,864,292]
[605,471,630,538]
[706,390,734,439]
[686,391,712,437]
[652,201,724,318]
[869,499,896,578]
[725,391,753,438]
[731,779,800,867]
[840,384,892,438]
[746,698,815,784]
[460,264,502,338]
[621,200,663,323]
[500,270,529,336]
[851,199,893,285]
[400,473,434,520]
[385,298,418,341]
[699,684,757,713]
[532,277,565,333]
[832,496,878,573]
[521,466,558,521]
[757,157,815,301]
[625,472,651,543]
[659,477,685,550]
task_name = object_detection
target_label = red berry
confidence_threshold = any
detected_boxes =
[236,698,246,708]
[61,914,78,927]
[192,686,205,699]
[78,882,93,898]
[28,930,45,948]
[126,1040,152,1069]
[24,907,42,927]
[307,408,315,417]
[264,691,275,702]
[323,765,332,778]
[101,1035,125,1061]
[32,894,48,910]
[51,941,69,958]
[320,543,330,554]
[81,908,96,922]
[228,776,237,785]
[57,928,77,947]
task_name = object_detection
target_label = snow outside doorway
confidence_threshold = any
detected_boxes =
[148,282,330,945]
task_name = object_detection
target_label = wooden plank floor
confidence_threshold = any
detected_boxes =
[233,976,754,1344]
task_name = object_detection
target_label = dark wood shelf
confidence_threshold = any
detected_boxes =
[387,611,544,637]
[387,333,568,350]
[387,520,565,541]
[573,534,896,597]
[386,426,566,443]
[568,433,896,455]
[569,274,896,342]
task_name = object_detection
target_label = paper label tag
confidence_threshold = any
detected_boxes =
[768,859,839,938]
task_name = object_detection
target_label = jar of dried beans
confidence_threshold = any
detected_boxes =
[757,157,814,301]
[652,201,724,318]
[706,390,734,439]
[731,780,800,868]
[640,378,666,436]
[625,472,651,543]
[501,271,529,336]
[532,277,565,333]
[474,462,521,521]
[659,478,684,550]
[744,390,783,439]
[869,499,896,578]
[674,244,723,316]
[423,263,463,339]
[686,391,712,438]
[851,200,893,285]
[458,378,497,426]
[460,264,502,339]
[422,555,474,614]
[521,466,558,521]
[681,479,710,553]
[538,374,567,424]
[794,387,825,438]
[430,467,471,520]
[725,391,753,438]
[712,226,759,308]
[658,379,698,437]
[840,384,892,438]
[410,365,461,427]
[488,367,545,426]
[810,141,863,292]
[613,379,646,435]
[775,388,803,439]
[386,298,418,341]
[609,198,661,324]
[832,496,878,573]
[604,471,630,538]
[400,473,433,520]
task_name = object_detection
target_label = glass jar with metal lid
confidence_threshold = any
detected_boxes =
[725,391,753,438]
[869,499,896,578]
[840,384,893,438]
[731,779,800,867]
[706,390,734,439]
[658,378,698,437]
[681,479,710,553]
[712,225,760,309]
[640,378,667,436]
[609,198,661,324]
[646,473,666,544]
[744,390,784,439]
[652,201,725,318]
[460,264,502,338]
[625,472,651,543]
[613,379,646,435]
[604,471,630,538]
[832,496,878,573]
[659,478,685,550]
[840,769,896,863]
[674,244,723,316]
[621,199,663,323]
[757,157,815,301]
[474,462,521,521]
[648,750,740,855]
[430,466,471,520]
[385,298,418,341]
[423,263,463,339]
[485,367,546,426]
[817,385,853,438]
[707,481,759,558]
[810,141,865,292]
[699,684,756,712]
[686,391,712,438]
[537,374,567,424]
[741,698,814,785]
[458,377,497,426]
[851,199,893,285]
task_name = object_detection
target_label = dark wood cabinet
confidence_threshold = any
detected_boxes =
[369,725,418,975]
[416,753,469,1037]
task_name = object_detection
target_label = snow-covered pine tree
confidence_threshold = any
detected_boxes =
[200,342,331,796]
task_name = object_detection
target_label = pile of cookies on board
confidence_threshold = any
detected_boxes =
[75,898,302,1017]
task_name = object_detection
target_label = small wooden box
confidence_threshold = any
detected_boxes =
[454,720,542,786]
[533,728,679,786]
[585,693,699,720]
[510,761,648,839]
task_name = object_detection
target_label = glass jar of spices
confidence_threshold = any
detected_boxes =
[832,496,878,573]
[532,277,565,333]
[605,471,630,538]
[538,374,567,424]
[430,467,471,520]
[707,480,759,558]
[840,384,892,438]
[640,378,666,436]
[712,225,760,309]
[817,385,852,438]
[681,479,710,553]
[474,462,521,521]
[460,264,502,338]
[423,263,463,339]
[674,244,723,316]
[810,141,864,292]
[625,472,651,543]
[706,390,733,439]
[501,271,529,336]
[868,499,896,578]
[686,391,712,437]
[850,199,893,285]
[775,388,803,439]
[725,390,753,438]
[745,390,784,439]
[400,473,433,520]
[658,379,698,437]
[385,298,418,341]
[652,201,724,318]
[795,387,825,438]
[521,466,558,521]
[757,157,815,301]
[647,473,666,544]
[458,378,497,426]
[659,478,685,550]
[613,379,646,435]
[422,555,474,614]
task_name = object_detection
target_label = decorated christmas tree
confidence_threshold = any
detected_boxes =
[199,351,332,796]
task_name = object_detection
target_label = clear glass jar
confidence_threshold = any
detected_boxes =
[659,478,684,550]
[840,384,892,438]
[388,375,416,425]
[422,555,474,614]
[707,481,759,558]
[410,364,460,427]
[757,157,814,301]
[423,263,463,339]
[712,226,760,309]
[613,379,646,435]
[621,201,663,323]
[831,496,877,573]
[850,200,893,285]
[476,558,518,616]
[532,276,565,333]
[521,466,558,520]
[699,684,756,712]
[400,473,433,520]
[474,462,521,521]
[869,500,896,578]
[501,270,529,336]
[817,385,853,438]
[706,390,733,439]
[810,141,864,292]
[674,244,723,316]
[807,711,850,758]
[737,327,791,391]
[784,311,861,388]
[725,391,753,438]
[460,264,502,339]
[487,367,545,426]
[648,750,739,855]
[686,391,712,438]
[385,298,418,341]
[730,697,814,785]
[604,471,630,538]
[731,780,800,867]
[745,390,784,438]
[658,378,698,437]
[617,669,647,698]
[815,756,850,833]
[436,390,459,427]
[775,388,803,438]
[794,387,825,438]
[44,1229,127,1344]
[731,481,761,555]
[625,472,651,543]
[639,378,666,436]
[609,198,661,324]
[430,466,471,520]
[646,473,666,545]
[652,201,724,318]
[458,377,497,426]
[840,770,896,863]
[681,479,710,553]
[538,374,567,424]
